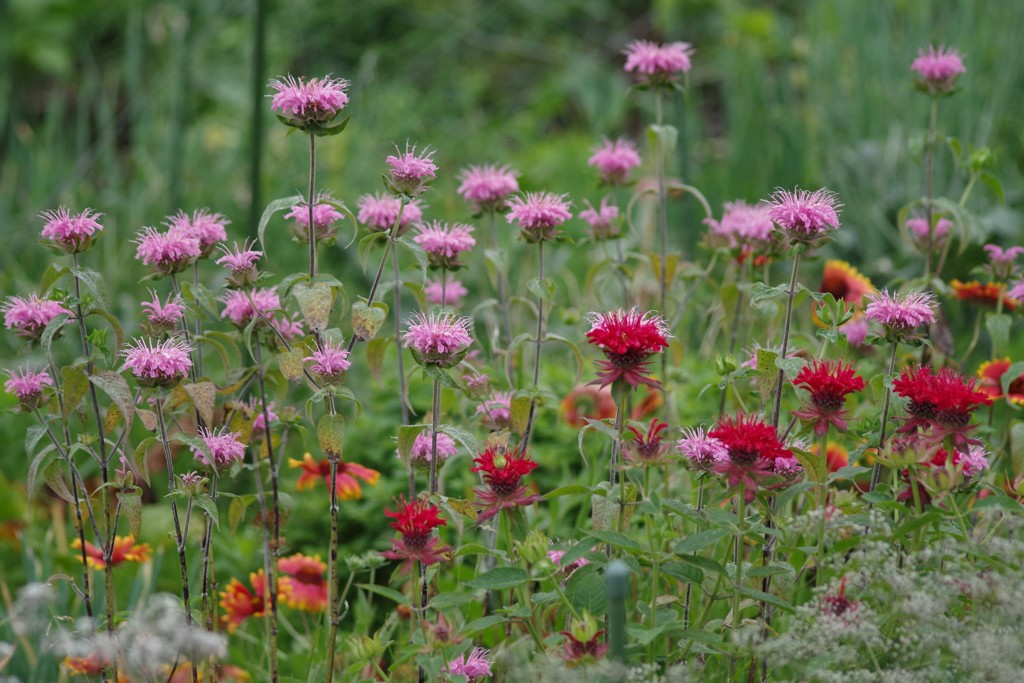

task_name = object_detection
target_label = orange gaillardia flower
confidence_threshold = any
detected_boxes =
[166,663,250,682]
[288,452,380,499]
[72,535,151,570]
[819,260,874,307]
[977,358,1024,406]
[220,570,284,633]
[951,280,1020,311]
[278,553,328,612]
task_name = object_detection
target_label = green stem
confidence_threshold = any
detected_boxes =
[816,431,828,587]
[923,95,938,279]
[522,241,545,447]
[729,488,746,679]
[869,342,900,492]
[771,249,802,429]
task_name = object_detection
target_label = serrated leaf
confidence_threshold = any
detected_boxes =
[119,488,143,537]
[791,447,825,484]
[71,268,107,308]
[422,364,459,389]
[566,569,607,616]
[41,313,71,358]
[673,529,728,555]
[437,425,481,457]
[661,561,704,584]
[184,381,217,428]
[293,282,334,334]
[750,282,788,307]
[465,567,530,591]
[173,433,213,467]
[86,308,125,355]
[193,493,219,529]
[61,365,89,420]
[257,195,303,251]
[774,355,806,380]
[89,371,134,431]
[317,414,346,458]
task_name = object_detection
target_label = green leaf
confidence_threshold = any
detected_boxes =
[740,588,793,614]
[293,281,335,334]
[422,364,459,389]
[545,333,584,383]
[173,433,213,466]
[193,493,219,529]
[749,282,788,307]
[119,488,143,537]
[71,268,107,308]
[465,567,530,591]
[979,170,1005,204]
[366,337,391,383]
[586,529,643,553]
[317,414,346,458]
[986,313,1011,356]
[85,308,125,355]
[429,592,476,610]
[42,460,75,504]
[661,561,704,585]
[673,529,729,555]
[317,114,351,137]
[510,395,531,436]
[89,371,135,431]
[41,313,71,358]
[462,615,507,635]
[61,365,89,420]
[40,263,69,294]
[351,301,387,341]
[527,277,557,303]
[566,569,607,616]
[396,235,428,270]
[229,496,249,534]
[437,425,481,456]
[791,447,825,484]
[277,348,307,383]
[774,355,806,380]
[545,485,592,499]
[893,509,945,538]
[257,195,304,251]
[356,583,411,606]
[647,123,678,152]
[357,232,388,272]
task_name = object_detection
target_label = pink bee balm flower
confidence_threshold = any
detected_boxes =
[193,426,246,470]
[588,138,642,185]
[1009,280,1024,302]
[385,144,438,197]
[406,429,458,471]
[40,207,104,253]
[961,444,990,478]
[165,209,229,256]
[220,289,302,342]
[548,549,590,573]
[424,278,468,307]
[677,426,729,472]
[707,201,775,255]
[578,197,620,240]
[284,197,343,244]
[269,74,349,129]
[624,40,694,85]
[457,164,520,212]
[3,294,70,341]
[134,226,202,275]
[245,398,277,435]
[506,191,573,243]
[121,337,193,387]
[865,290,937,339]
[911,45,965,94]
[476,391,513,431]
[585,307,671,389]
[983,244,1024,280]
[403,311,473,367]
[906,216,953,252]
[140,290,185,333]
[216,240,263,287]
[413,221,476,269]
[767,187,842,243]
[356,193,424,235]
[4,366,53,409]
[840,317,870,347]
[446,647,493,680]
[304,339,351,385]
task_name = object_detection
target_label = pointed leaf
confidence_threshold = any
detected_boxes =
[257,195,304,251]
[61,365,89,420]
[119,488,143,537]
[89,371,135,431]
[317,414,346,458]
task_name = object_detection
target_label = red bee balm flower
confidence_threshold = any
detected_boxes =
[791,360,865,437]
[709,414,796,501]
[625,419,672,465]
[382,496,450,572]
[471,445,541,522]
[585,308,670,389]
[892,366,992,445]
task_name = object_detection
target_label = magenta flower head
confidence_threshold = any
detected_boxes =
[413,221,476,270]
[165,209,229,257]
[357,193,424,235]
[140,290,186,335]
[269,74,350,133]
[475,391,513,431]
[122,337,192,388]
[425,278,468,308]
[983,244,1024,280]
[385,144,438,197]
[4,366,53,410]
[406,429,458,471]
[134,226,202,276]
[3,294,70,342]
[623,40,694,87]
[284,196,343,244]
[588,138,642,186]
[216,240,263,288]
[193,427,246,470]
[677,426,729,473]
[220,288,303,342]
[40,207,104,254]
[906,215,953,252]
[578,197,621,241]
[506,191,573,243]
[707,201,775,259]
[1009,280,1024,302]
[403,311,473,368]
[304,338,351,386]
[457,164,520,213]
[865,289,937,342]
[767,187,842,245]
[911,45,965,94]
[585,308,670,389]
[446,647,493,680]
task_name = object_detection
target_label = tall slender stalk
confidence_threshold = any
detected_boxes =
[489,210,513,349]
[155,395,198,683]
[391,248,414,500]
[729,488,746,680]
[610,388,627,533]
[869,342,900,492]
[307,133,318,277]
[522,242,545,447]
[325,453,341,683]
[771,249,803,429]
[428,378,443,496]
[346,199,407,354]
[816,431,829,587]
[923,95,938,279]
[199,472,218,630]
[653,89,675,419]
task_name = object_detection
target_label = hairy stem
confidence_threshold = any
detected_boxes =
[429,378,442,495]
[347,198,407,354]
[308,133,317,277]
[522,241,545,447]
[869,342,901,492]
[771,249,803,429]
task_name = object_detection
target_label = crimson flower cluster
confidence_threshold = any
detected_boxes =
[892,366,991,446]
[381,496,450,573]
[471,445,541,522]
[791,360,865,437]
[708,414,798,502]
[585,308,670,389]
